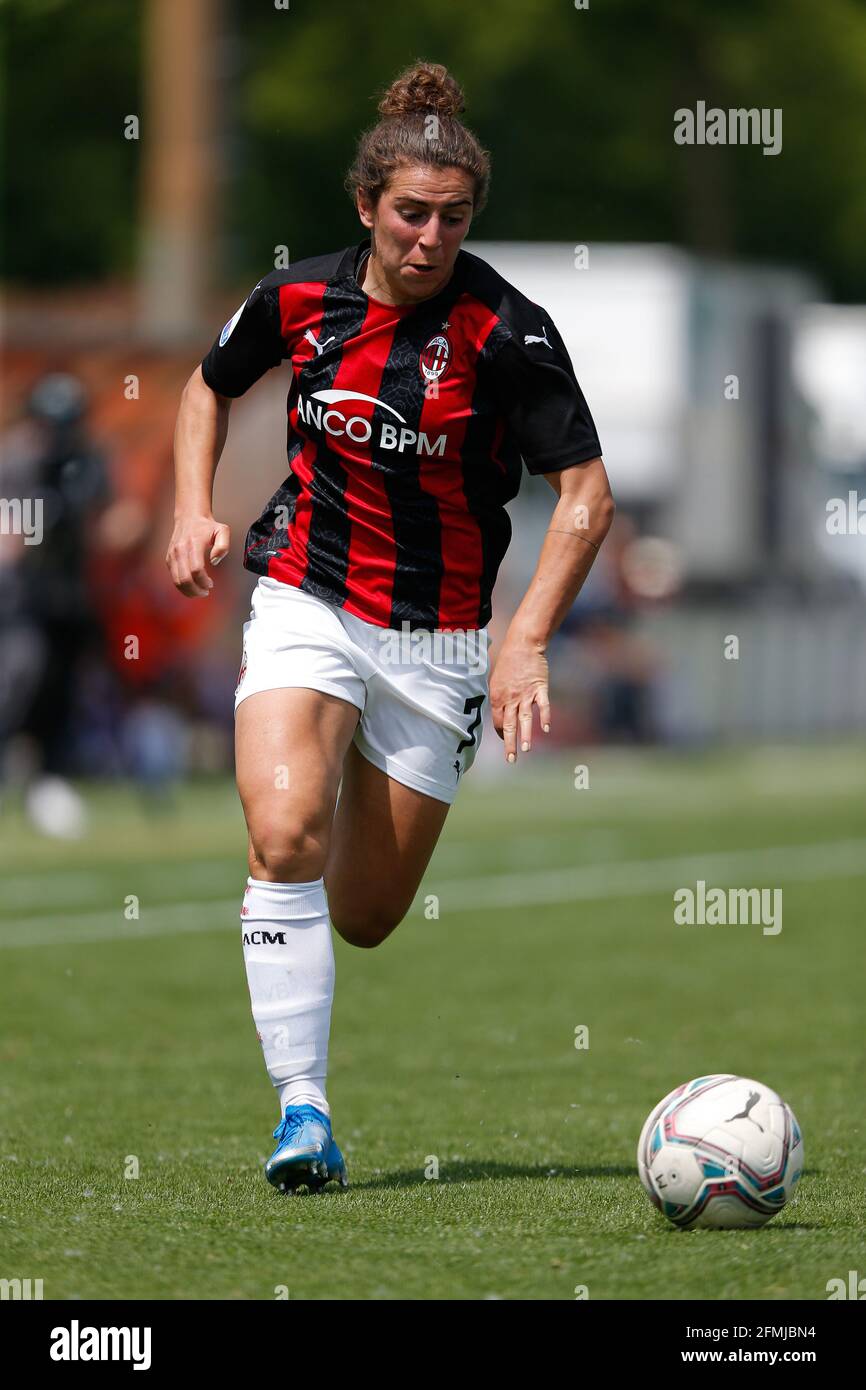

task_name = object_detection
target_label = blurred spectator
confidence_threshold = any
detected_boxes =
[91,494,232,808]
[549,515,665,744]
[0,373,114,835]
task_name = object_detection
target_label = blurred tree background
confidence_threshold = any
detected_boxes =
[3,0,865,300]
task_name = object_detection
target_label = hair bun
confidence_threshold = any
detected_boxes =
[378,61,465,119]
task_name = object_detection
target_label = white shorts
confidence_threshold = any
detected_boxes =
[235,577,489,804]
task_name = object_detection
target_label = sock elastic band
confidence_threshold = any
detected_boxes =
[243,876,328,922]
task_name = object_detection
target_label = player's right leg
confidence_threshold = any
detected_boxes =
[235,687,359,1192]
[236,686,358,883]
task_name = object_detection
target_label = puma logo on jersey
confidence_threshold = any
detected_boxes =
[304,329,336,356]
[524,326,552,349]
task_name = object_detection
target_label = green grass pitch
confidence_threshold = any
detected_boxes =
[1,744,864,1300]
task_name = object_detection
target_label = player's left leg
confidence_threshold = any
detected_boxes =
[324,741,451,948]
[324,615,488,944]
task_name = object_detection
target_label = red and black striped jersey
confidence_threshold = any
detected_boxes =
[201,239,601,631]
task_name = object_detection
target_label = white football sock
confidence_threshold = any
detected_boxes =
[240,876,334,1119]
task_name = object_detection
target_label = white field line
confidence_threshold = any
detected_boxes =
[0,862,241,909]
[0,835,614,906]
[2,838,864,950]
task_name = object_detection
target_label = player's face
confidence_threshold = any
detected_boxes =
[357,164,474,304]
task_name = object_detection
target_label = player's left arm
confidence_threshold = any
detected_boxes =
[489,454,614,762]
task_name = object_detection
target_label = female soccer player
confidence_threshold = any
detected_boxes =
[167,61,614,1193]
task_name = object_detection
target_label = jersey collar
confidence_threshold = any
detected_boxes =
[347,238,468,311]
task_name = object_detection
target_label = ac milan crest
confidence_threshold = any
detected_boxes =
[419,333,451,383]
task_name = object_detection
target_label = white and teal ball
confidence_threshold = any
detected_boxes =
[637,1074,803,1229]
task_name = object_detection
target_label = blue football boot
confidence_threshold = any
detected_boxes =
[265,1104,348,1194]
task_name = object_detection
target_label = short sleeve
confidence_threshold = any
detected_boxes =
[487,314,602,475]
[200,278,286,398]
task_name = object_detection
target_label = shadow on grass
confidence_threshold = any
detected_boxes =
[331,1161,636,1191]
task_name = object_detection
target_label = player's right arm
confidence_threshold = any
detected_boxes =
[167,274,289,597]
[166,365,233,598]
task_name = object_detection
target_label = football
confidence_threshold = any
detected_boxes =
[637,1074,804,1229]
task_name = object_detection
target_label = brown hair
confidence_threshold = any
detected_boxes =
[345,61,491,215]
